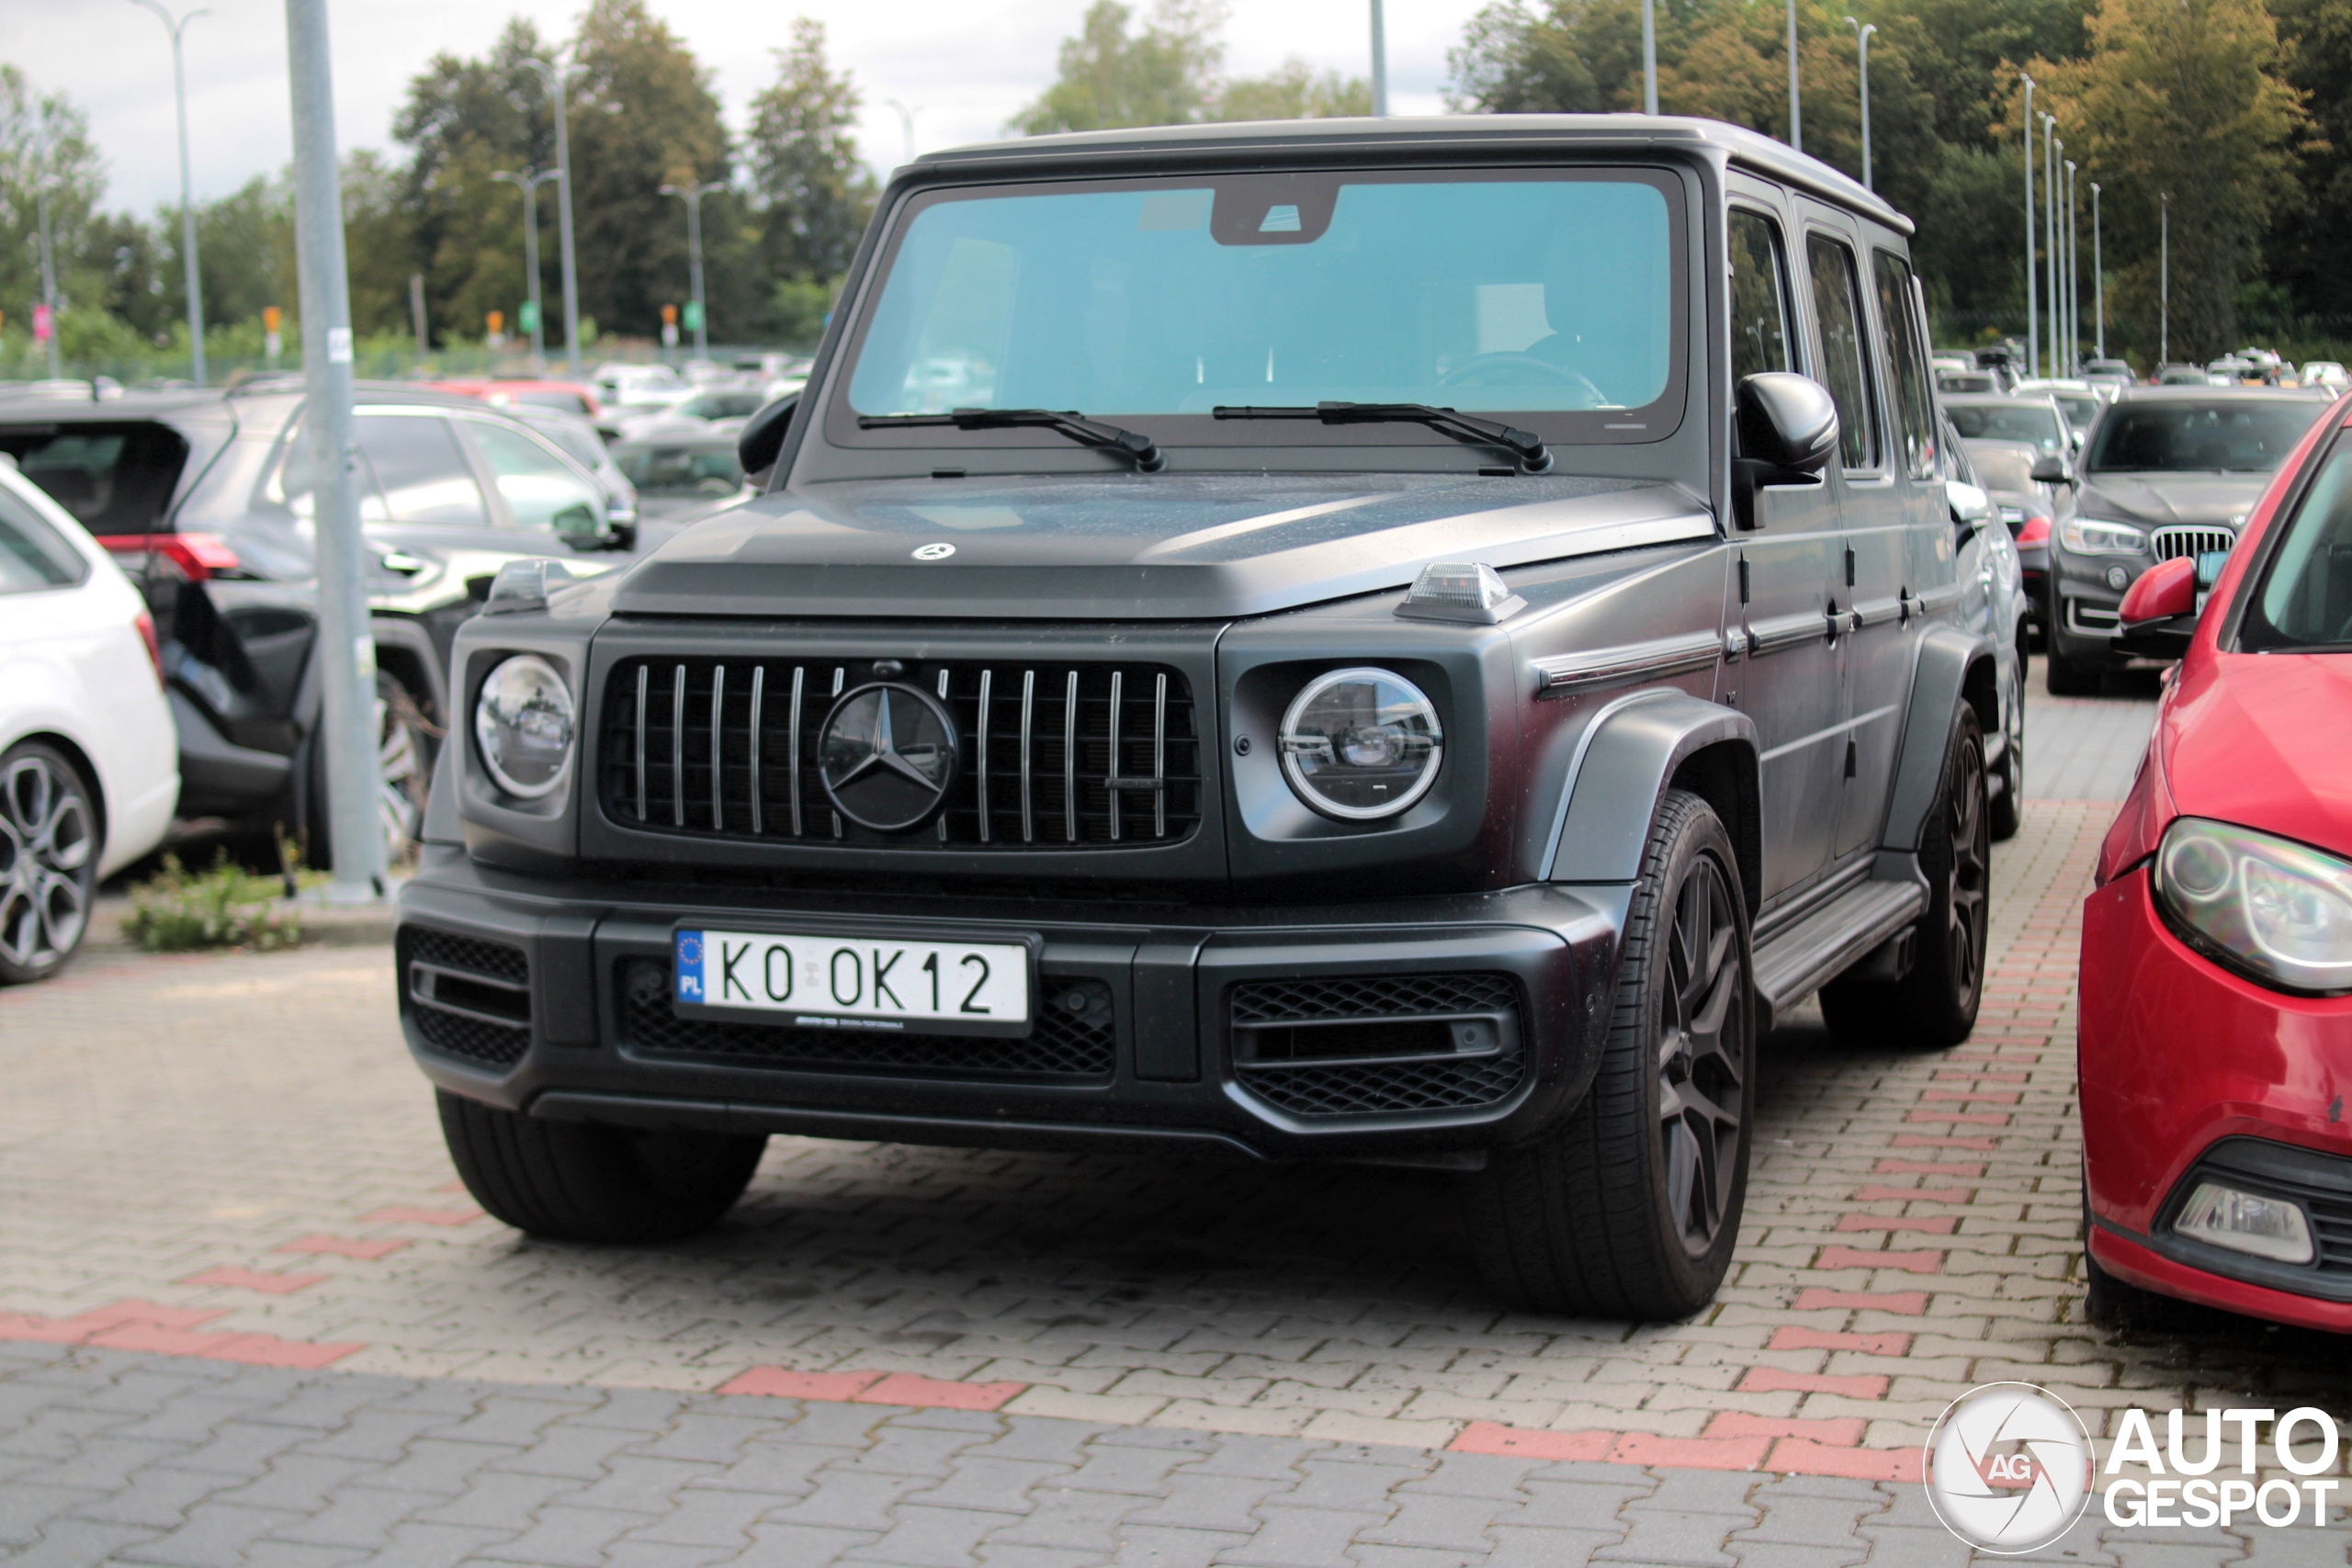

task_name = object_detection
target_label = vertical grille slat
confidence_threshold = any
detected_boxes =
[601,656,1201,852]
[2151,525,2236,563]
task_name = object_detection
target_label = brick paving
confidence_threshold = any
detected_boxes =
[3,672,2346,1563]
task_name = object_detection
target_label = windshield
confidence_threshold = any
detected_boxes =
[2246,436,2352,649]
[2086,400,2324,474]
[1944,403,2065,452]
[841,171,1682,437]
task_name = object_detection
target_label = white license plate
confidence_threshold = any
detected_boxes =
[673,928,1031,1032]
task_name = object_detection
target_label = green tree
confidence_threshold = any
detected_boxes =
[2267,0,2352,323]
[746,15,877,319]
[0,65,109,360]
[1011,0,1227,133]
[1214,60,1374,120]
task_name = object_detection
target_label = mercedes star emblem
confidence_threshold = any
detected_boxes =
[911,542,956,560]
[818,682,959,831]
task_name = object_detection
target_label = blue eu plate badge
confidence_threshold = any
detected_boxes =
[673,931,707,1002]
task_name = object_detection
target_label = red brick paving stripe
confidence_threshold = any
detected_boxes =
[359,1206,484,1227]
[1607,1432,1775,1471]
[1768,1325,1913,1358]
[176,1267,327,1296]
[0,1299,360,1370]
[1736,1367,1892,1399]
[1903,1110,2013,1126]
[1815,1246,1942,1273]
[1767,1438,1921,1482]
[1834,1213,1960,1235]
[1873,1159,1985,1177]
[1704,1411,1869,1446]
[1889,1134,2000,1151]
[1850,1185,1973,1204]
[717,1366,1022,1412]
[275,1235,411,1260]
[1792,1288,1930,1314]
[1931,1069,2029,1084]
[1451,1423,1615,1461]
[1917,1089,2022,1105]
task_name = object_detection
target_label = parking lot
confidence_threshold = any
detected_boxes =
[3,673,2346,1567]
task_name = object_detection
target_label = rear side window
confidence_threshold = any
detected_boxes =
[355,414,490,525]
[0,482,92,592]
[1805,233,1881,472]
[1729,209,1793,384]
[1870,250,1938,480]
[0,423,190,533]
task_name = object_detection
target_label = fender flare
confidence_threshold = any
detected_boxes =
[1543,691,1759,899]
[1880,624,1997,854]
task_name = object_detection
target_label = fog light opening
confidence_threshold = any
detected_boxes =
[2173,1180,2315,1264]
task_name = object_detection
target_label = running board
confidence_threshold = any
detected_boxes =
[1752,878,1928,1032]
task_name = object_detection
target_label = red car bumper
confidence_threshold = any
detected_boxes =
[2079,867,2352,1331]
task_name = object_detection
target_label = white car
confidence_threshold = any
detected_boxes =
[0,458,178,982]
[2301,361,2348,391]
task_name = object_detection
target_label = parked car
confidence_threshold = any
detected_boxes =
[611,385,770,442]
[0,384,637,863]
[605,429,754,522]
[426,378,603,419]
[2157,363,2211,387]
[2041,387,2333,692]
[0,457,179,982]
[1937,369,2000,395]
[2300,361,2348,392]
[2081,357,2135,394]
[2079,390,2352,1332]
[504,403,639,546]
[2013,378,2102,446]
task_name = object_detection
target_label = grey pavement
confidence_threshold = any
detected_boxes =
[2021,660,2161,803]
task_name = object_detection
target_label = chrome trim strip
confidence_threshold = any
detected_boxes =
[1153,672,1168,838]
[977,669,993,843]
[1064,670,1080,843]
[787,666,805,837]
[1107,671,1124,842]
[1532,630,1721,696]
[708,664,725,832]
[937,669,954,841]
[633,666,648,820]
[670,664,686,828]
[748,667,764,836]
[831,667,843,838]
[1852,597,1903,628]
[1913,584,1965,614]
[1020,670,1035,843]
[1747,610,1828,654]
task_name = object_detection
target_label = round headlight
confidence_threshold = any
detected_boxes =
[473,655,575,799]
[1278,667,1443,821]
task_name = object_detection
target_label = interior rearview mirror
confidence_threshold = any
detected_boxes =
[737,393,799,481]
[1732,372,1839,529]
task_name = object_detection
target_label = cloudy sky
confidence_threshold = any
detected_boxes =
[7,0,1493,217]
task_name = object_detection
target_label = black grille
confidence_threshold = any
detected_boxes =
[2151,525,2235,563]
[1230,973,1526,1118]
[399,928,531,1067]
[617,959,1114,1080]
[598,657,1201,851]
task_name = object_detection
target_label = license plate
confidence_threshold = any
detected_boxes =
[673,928,1031,1035]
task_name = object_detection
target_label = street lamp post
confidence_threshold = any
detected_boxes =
[2064,159,2078,375]
[1788,0,1802,152]
[1846,18,1876,190]
[491,168,560,369]
[130,0,209,387]
[882,99,920,165]
[2021,74,2037,380]
[524,56,583,378]
[34,185,62,380]
[659,179,726,363]
[1642,0,1658,114]
[2091,181,2104,359]
[2042,117,2057,378]
[2160,193,2170,367]
[1370,0,1388,117]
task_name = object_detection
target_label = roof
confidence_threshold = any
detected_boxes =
[2117,385,2335,401]
[909,114,1908,236]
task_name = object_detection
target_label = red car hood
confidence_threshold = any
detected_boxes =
[2164,652,2352,856]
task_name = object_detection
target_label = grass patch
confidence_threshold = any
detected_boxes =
[123,852,309,953]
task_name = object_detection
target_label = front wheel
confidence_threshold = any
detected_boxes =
[0,741,99,985]
[1468,789,1755,1320]
[1989,654,2026,841]
[438,1090,766,1244]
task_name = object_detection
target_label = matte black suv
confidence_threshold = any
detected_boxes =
[401,117,2027,1320]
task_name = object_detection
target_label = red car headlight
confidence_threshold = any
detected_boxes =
[2153,817,2352,995]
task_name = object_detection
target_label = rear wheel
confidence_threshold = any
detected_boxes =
[0,741,98,986]
[1989,654,2026,841]
[1822,706,1990,1050]
[437,1090,766,1244]
[302,669,437,869]
[1469,790,1754,1320]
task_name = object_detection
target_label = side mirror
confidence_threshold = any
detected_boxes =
[2030,453,2075,487]
[1732,372,1838,528]
[1946,479,1994,529]
[550,501,613,551]
[2113,556,2199,659]
[736,392,799,481]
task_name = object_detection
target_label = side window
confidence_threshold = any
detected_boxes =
[355,414,490,525]
[1871,250,1938,480]
[1804,233,1881,473]
[0,484,91,593]
[1728,209,1794,384]
[465,422,603,534]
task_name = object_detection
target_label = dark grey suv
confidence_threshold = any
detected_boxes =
[399,116,2027,1320]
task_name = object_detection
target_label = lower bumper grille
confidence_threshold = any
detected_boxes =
[1230,973,1526,1117]
[401,929,531,1067]
[617,959,1114,1081]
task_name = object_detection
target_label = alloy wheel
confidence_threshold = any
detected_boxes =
[0,752,95,973]
[1657,854,1747,1258]
[376,681,435,862]
[1945,738,1991,1012]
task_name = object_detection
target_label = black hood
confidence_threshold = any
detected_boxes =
[2075,471,2267,528]
[610,471,1714,620]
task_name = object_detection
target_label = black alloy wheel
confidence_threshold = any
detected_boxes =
[377,671,438,863]
[1469,789,1756,1321]
[0,741,99,985]
[1990,653,2026,841]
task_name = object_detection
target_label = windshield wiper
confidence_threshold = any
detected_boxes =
[1213,401,1552,473]
[858,408,1164,472]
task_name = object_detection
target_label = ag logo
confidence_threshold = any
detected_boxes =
[910,541,956,560]
[1925,1382,2093,1553]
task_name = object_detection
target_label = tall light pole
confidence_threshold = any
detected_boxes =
[1788,0,1802,152]
[2042,117,2058,378]
[524,55,582,378]
[1369,0,1389,117]
[660,179,725,362]
[2160,193,2170,367]
[34,184,62,380]
[130,0,209,387]
[1642,0,1658,114]
[2091,181,2104,360]
[882,99,920,165]
[2064,159,2078,375]
[492,168,559,368]
[2021,74,2037,380]
[1846,19,1875,189]
[285,0,387,901]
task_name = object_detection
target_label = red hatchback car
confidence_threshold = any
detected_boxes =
[2081,391,2352,1331]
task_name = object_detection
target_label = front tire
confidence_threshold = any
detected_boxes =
[1821,706,1990,1050]
[1989,654,2026,841]
[0,741,99,986]
[1469,790,1754,1320]
[437,1090,766,1244]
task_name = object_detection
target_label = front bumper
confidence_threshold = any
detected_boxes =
[395,847,1627,1163]
[2079,866,2352,1329]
